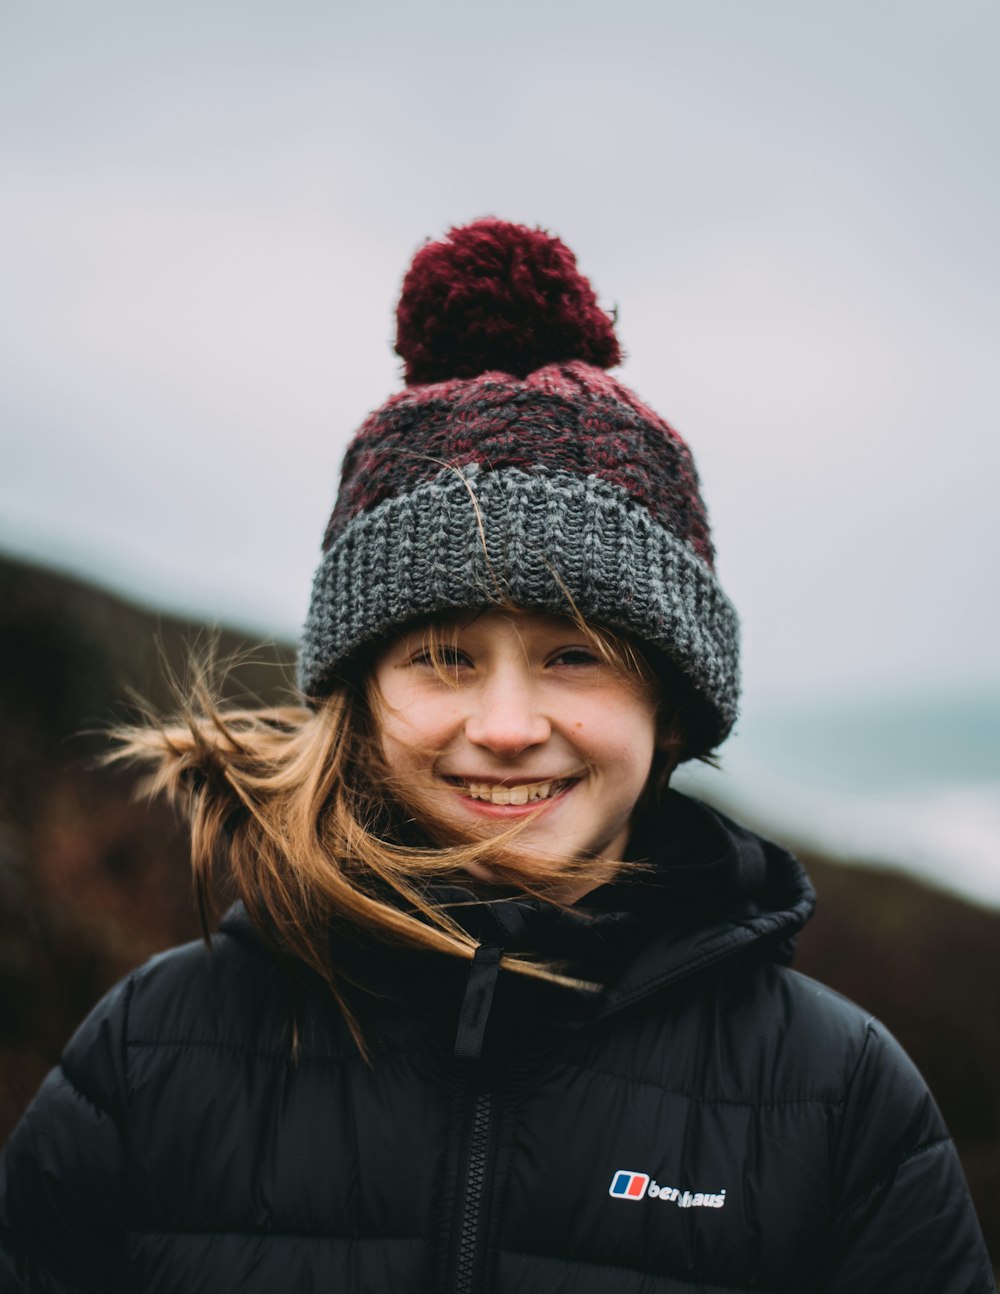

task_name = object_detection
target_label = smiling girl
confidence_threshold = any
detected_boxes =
[1,220,992,1292]
[374,609,662,901]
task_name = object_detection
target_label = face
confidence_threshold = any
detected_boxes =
[371,609,660,898]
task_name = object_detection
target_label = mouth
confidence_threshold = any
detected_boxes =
[440,774,580,806]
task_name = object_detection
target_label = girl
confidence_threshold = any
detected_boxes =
[0,220,993,1293]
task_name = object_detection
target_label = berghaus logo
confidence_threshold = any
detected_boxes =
[609,1170,726,1209]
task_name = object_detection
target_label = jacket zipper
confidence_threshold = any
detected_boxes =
[451,1088,494,1294]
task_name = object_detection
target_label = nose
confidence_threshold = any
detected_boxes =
[463,672,551,758]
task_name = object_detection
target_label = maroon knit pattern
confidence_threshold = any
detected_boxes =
[395,219,621,384]
[323,361,715,569]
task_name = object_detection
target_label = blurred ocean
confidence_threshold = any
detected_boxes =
[674,689,1000,909]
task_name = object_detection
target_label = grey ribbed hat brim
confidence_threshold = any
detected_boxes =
[299,465,739,747]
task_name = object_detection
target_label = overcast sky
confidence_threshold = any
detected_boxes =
[4,0,998,710]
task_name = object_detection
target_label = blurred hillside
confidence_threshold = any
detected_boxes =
[0,554,296,1135]
[1,553,997,1263]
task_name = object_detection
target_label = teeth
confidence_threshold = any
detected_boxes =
[463,779,563,804]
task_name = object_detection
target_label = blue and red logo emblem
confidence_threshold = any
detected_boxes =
[609,1170,649,1201]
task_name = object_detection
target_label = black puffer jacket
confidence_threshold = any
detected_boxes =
[1,793,993,1292]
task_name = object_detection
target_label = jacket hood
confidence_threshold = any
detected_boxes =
[219,791,815,1057]
[418,790,814,1016]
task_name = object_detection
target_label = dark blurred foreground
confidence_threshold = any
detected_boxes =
[1,553,997,1264]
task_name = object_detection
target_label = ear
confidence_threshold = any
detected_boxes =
[655,710,684,755]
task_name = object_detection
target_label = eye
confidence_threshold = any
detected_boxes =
[549,647,601,668]
[409,646,471,670]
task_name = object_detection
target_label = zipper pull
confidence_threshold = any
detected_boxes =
[454,944,502,1061]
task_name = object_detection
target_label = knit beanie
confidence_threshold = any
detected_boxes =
[299,219,740,753]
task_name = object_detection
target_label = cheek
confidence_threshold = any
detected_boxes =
[377,699,465,770]
[571,698,658,771]
[378,729,416,778]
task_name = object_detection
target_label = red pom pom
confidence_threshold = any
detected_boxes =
[395,218,622,385]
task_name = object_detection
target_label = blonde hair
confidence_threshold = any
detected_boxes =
[110,612,686,1058]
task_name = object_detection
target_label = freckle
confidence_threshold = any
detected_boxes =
[574,722,583,729]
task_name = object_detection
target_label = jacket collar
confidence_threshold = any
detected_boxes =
[414,790,815,1017]
[220,791,815,1042]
